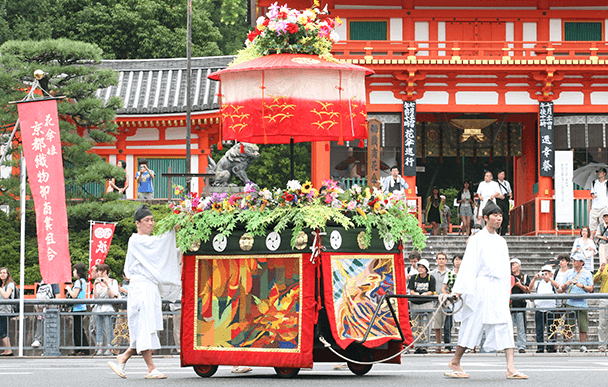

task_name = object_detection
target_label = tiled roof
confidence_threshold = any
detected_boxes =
[96,56,234,115]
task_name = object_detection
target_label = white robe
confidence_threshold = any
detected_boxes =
[124,229,181,353]
[452,227,514,350]
[476,180,501,215]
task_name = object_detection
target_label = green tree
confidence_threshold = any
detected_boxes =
[0,39,124,205]
[202,0,250,55]
[51,0,222,59]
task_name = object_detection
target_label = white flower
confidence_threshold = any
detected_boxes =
[257,16,266,25]
[287,179,302,191]
[330,30,340,43]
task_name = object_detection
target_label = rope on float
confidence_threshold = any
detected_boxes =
[319,293,464,365]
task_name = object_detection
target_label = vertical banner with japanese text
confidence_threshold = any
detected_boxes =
[402,101,417,176]
[555,151,574,224]
[17,99,71,284]
[539,101,554,177]
[89,222,116,279]
[367,119,381,188]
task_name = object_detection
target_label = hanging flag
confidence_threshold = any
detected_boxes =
[89,222,116,279]
[17,99,71,284]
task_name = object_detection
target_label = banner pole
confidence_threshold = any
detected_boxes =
[18,151,26,357]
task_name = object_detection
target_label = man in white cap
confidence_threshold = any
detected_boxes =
[510,257,530,353]
[529,265,560,353]
[446,202,528,379]
[108,204,181,379]
[561,254,593,352]
[590,167,608,239]
[408,258,436,354]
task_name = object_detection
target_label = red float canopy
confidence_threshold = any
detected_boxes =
[208,54,374,144]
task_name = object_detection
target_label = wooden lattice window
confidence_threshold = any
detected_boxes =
[349,21,387,40]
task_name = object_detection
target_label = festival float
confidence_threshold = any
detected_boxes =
[157,2,426,378]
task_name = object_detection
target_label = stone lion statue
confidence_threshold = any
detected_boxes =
[207,142,260,186]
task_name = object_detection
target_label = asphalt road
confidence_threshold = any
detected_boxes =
[2,354,608,386]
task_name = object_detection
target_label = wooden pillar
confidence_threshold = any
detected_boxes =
[311,141,331,189]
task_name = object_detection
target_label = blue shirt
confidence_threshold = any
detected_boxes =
[564,268,593,308]
[73,278,87,312]
[135,170,154,193]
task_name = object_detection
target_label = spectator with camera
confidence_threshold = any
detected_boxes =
[135,159,155,200]
[93,263,119,356]
[560,255,593,353]
[529,265,560,353]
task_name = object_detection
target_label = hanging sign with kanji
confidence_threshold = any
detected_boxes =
[539,101,554,177]
[89,222,116,278]
[17,99,71,284]
[402,101,417,176]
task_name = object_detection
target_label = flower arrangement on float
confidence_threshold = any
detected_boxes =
[232,1,342,64]
[157,180,426,252]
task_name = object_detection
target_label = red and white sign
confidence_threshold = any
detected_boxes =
[89,222,116,278]
[17,99,71,284]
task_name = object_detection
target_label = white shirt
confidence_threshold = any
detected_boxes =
[591,179,608,209]
[497,179,512,197]
[476,180,501,213]
[534,279,557,310]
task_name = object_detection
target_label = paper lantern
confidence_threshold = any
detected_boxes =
[208,54,373,144]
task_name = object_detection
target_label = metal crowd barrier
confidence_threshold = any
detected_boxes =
[0,299,181,356]
[360,293,608,353]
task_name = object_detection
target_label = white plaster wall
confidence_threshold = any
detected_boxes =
[127,127,159,141]
[550,19,562,41]
[523,22,537,54]
[438,22,446,56]
[415,21,429,55]
[416,91,450,105]
[336,18,347,41]
[390,18,402,41]
[505,22,515,56]
[126,154,134,199]
[369,90,402,104]
[591,92,608,104]
[554,92,584,105]
[505,92,537,105]
[108,154,117,165]
[191,155,199,193]
[455,91,499,105]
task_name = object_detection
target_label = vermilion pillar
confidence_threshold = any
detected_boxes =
[311,141,331,189]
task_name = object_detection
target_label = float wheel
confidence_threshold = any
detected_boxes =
[274,367,300,378]
[193,364,218,377]
[347,362,373,376]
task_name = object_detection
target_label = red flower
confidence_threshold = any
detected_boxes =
[247,28,261,41]
[368,198,379,207]
[286,23,299,34]
[173,210,180,214]
[285,193,295,202]
[277,11,288,19]
[263,19,270,26]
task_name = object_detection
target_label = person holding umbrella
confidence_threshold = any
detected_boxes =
[589,167,608,239]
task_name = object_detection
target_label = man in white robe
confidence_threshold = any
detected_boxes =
[108,204,181,379]
[445,202,528,380]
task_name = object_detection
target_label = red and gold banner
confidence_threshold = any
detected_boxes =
[321,252,412,350]
[89,222,116,278]
[181,253,315,368]
[17,99,71,284]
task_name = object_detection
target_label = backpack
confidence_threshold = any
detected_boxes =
[10,283,20,314]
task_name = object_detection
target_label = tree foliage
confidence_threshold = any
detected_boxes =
[0,0,251,59]
[0,39,124,205]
